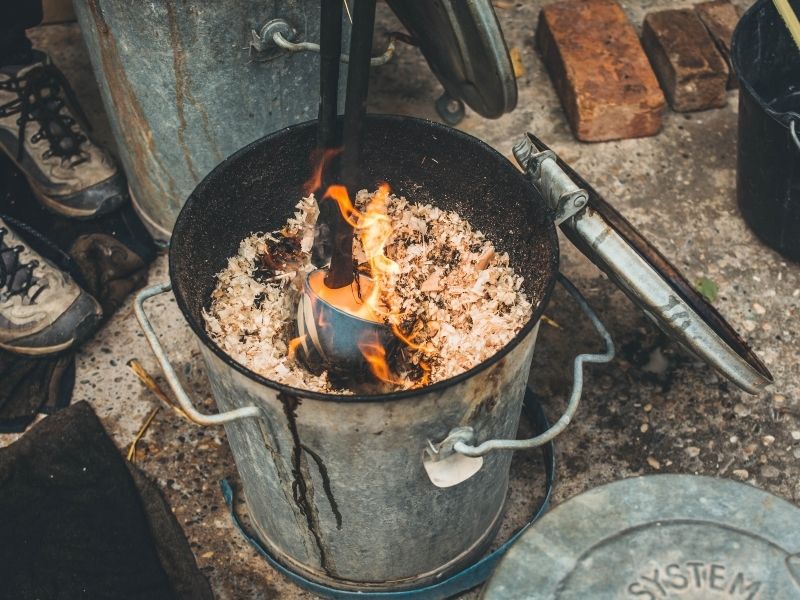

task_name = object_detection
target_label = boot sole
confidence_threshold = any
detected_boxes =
[0,144,126,219]
[0,335,75,356]
[0,295,102,356]
[27,173,126,219]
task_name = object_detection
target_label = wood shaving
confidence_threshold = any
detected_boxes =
[204,189,534,394]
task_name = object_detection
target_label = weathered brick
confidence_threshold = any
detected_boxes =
[536,0,665,142]
[695,0,742,89]
[642,9,729,112]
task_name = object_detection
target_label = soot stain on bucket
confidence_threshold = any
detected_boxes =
[279,392,338,575]
[300,444,343,530]
[253,417,317,556]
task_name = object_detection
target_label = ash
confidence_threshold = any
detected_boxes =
[203,190,533,394]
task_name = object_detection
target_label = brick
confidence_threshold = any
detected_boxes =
[641,9,729,112]
[536,0,665,142]
[695,0,742,89]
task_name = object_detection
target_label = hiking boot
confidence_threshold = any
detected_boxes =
[0,51,126,219]
[0,217,102,355]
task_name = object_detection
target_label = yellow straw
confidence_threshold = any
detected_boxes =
[773,0,800,50]
[127,358,189,420]
[127,406,160,462]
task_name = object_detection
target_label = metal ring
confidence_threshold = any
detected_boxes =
[791,119,800,153]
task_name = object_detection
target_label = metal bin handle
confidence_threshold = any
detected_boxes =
[438,274,615,459]
[134,282,262,426]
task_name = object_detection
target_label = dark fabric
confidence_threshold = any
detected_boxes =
[0,157,156,432]
[0,0,42,66]
[0,352,73,432]
[0,401,212,600]
[126,465,215,600]
[0,161,157,271]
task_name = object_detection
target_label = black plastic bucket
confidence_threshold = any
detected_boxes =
[732,0,800,261]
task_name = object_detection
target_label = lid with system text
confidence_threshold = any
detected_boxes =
[484,475,800,599]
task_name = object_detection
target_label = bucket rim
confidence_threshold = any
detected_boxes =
[731,0,800,128]
[168,114,560,403]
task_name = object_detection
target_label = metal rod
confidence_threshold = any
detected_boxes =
[134,282,262,426]
[318,0,342,149]
[326,0,377,289]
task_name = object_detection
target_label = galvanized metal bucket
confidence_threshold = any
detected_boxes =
[73,0,515,242]
[135,116,614,591]
[73,0,354,241]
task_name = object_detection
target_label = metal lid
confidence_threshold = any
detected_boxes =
[514,134,773,394]
[385,0,517,118]
[484,474,800,599]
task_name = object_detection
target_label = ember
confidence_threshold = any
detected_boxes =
[203,188,533,394]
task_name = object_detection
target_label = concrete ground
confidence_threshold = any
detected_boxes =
[3,1,798,598]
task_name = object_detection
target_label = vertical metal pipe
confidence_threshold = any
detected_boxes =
[325,0,377,289]
[318,0,343,149]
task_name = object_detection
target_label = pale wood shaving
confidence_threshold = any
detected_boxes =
[203,190,534,393]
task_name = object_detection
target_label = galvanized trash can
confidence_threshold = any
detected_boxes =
[483,474,800,599]
[135,118,771,595]
[73,0,353,241]
[732,0,800,262]
[73,0,517,241]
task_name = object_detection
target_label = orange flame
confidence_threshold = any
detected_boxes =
[305,148,435,387]
[358,331,404,385]
[288,335,307,362]
[324,185,360,227]
[418,361,432,387]
[310,269,379,322]
[304,148,342,196]
[391,323,435,355]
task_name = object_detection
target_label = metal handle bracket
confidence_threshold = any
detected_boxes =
[513,136,588,225]
[449,274,615,458]
[250,19,395,66]
[134,282,261,426]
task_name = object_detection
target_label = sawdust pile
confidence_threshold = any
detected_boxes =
[203,189,534,393]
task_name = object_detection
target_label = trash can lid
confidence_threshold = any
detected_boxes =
[483,474,800,599]
[385,0,517,118]
[519,134,773,395]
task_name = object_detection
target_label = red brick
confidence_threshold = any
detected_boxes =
[642,9,729,112]
[536,0,665,142]
[695,0,742,89]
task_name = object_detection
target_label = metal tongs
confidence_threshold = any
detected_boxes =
[296,0,393,370]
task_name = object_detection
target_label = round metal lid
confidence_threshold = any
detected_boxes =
[484,474,800,599]
[516,134,773,394]
[385,0,517,118]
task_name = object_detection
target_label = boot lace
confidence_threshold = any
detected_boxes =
[0,226,47,303]
[0,64,91,166]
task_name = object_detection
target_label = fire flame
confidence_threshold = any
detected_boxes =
[323,185,359,228]
[303,148,342,196]
[295,156,434,387]
[357,331,405,386]
[287,334,307,362]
